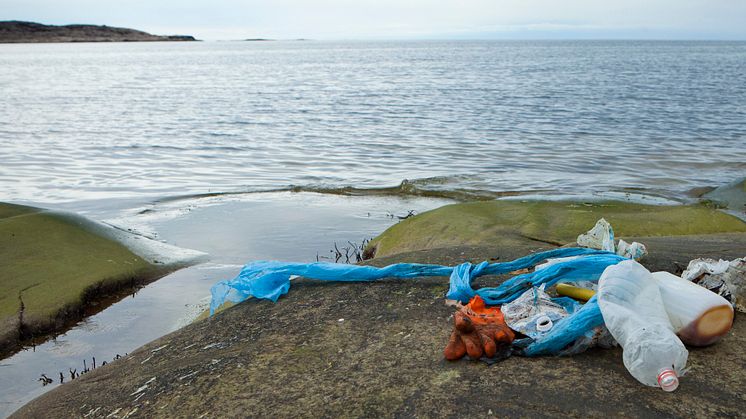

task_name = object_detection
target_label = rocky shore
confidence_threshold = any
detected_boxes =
[11,200,746,418]
[0,203,204,358]
[0,21,197,43]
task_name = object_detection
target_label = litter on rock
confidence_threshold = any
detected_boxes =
[576,218,648,260]
[209,219,741,393]
[682,257,746,312]
[576,218,615,252]
[555,283,595,301]
[443,295,514,361]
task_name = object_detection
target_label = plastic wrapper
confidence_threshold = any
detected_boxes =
[558,324,616,356]
[501,285,577,339]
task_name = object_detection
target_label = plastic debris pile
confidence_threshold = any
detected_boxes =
[682,257,746,312]
[210,219,740,392]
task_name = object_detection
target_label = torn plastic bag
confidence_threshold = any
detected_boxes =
[510,285,615,356]
[211,247,626,357]
[210,247,618,314]
[682,257,746,312]
[536,256,596,291]
[445,254,626,305]
[577,218,615,252]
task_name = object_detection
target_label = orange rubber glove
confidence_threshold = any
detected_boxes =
[444,295,515,361]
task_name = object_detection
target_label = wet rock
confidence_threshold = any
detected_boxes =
[366,200,746,258]
[0,202,205,358]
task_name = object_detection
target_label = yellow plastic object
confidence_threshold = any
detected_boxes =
[556,284,596,302]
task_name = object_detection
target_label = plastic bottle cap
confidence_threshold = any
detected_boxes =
[657,369,679,392]
[535,315,553,332]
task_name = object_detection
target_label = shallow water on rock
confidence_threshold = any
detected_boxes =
[0,192,451,417]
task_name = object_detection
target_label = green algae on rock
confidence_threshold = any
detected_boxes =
[366,201,746,258]
[0,202,205,357]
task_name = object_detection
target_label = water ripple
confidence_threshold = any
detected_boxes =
[0,40,744,205]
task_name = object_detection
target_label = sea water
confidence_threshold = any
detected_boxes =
[1,40,745,209]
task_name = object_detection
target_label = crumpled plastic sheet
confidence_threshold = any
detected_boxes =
[682,257,746,312]
[446,254,625,305]
[515,296,613,356]
[616,239,647,260]
[210,247,626,356]
[502,285,579,339]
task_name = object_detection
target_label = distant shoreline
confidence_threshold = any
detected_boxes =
[0,21,197,43]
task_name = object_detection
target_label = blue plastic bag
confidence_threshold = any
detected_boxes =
[209,248,625,356]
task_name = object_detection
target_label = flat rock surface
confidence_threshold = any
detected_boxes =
[13,235,746,418]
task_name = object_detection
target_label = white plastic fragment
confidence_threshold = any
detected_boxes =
[616,239,648,260]
[576,218,647,260]
[682,259,731,280]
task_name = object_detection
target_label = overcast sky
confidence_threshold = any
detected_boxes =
[3,0,746,40]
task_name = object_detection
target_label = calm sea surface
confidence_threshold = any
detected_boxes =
[1,40,745,208]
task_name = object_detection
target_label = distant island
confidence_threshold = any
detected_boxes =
[0,21,197,43]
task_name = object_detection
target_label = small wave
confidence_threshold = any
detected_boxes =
[145,178,552,206]
[289,180,547,201]
[139,175,744,211]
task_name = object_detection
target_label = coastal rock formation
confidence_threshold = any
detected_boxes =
[0,21,197,43]
[0,203,205,358]
[365,201,746,258]
[12,202,746,418]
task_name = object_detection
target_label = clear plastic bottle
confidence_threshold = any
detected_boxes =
[597,260,688,391]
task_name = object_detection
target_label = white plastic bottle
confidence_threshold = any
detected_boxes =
[652,271,733,346]
[597,260,688,391]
